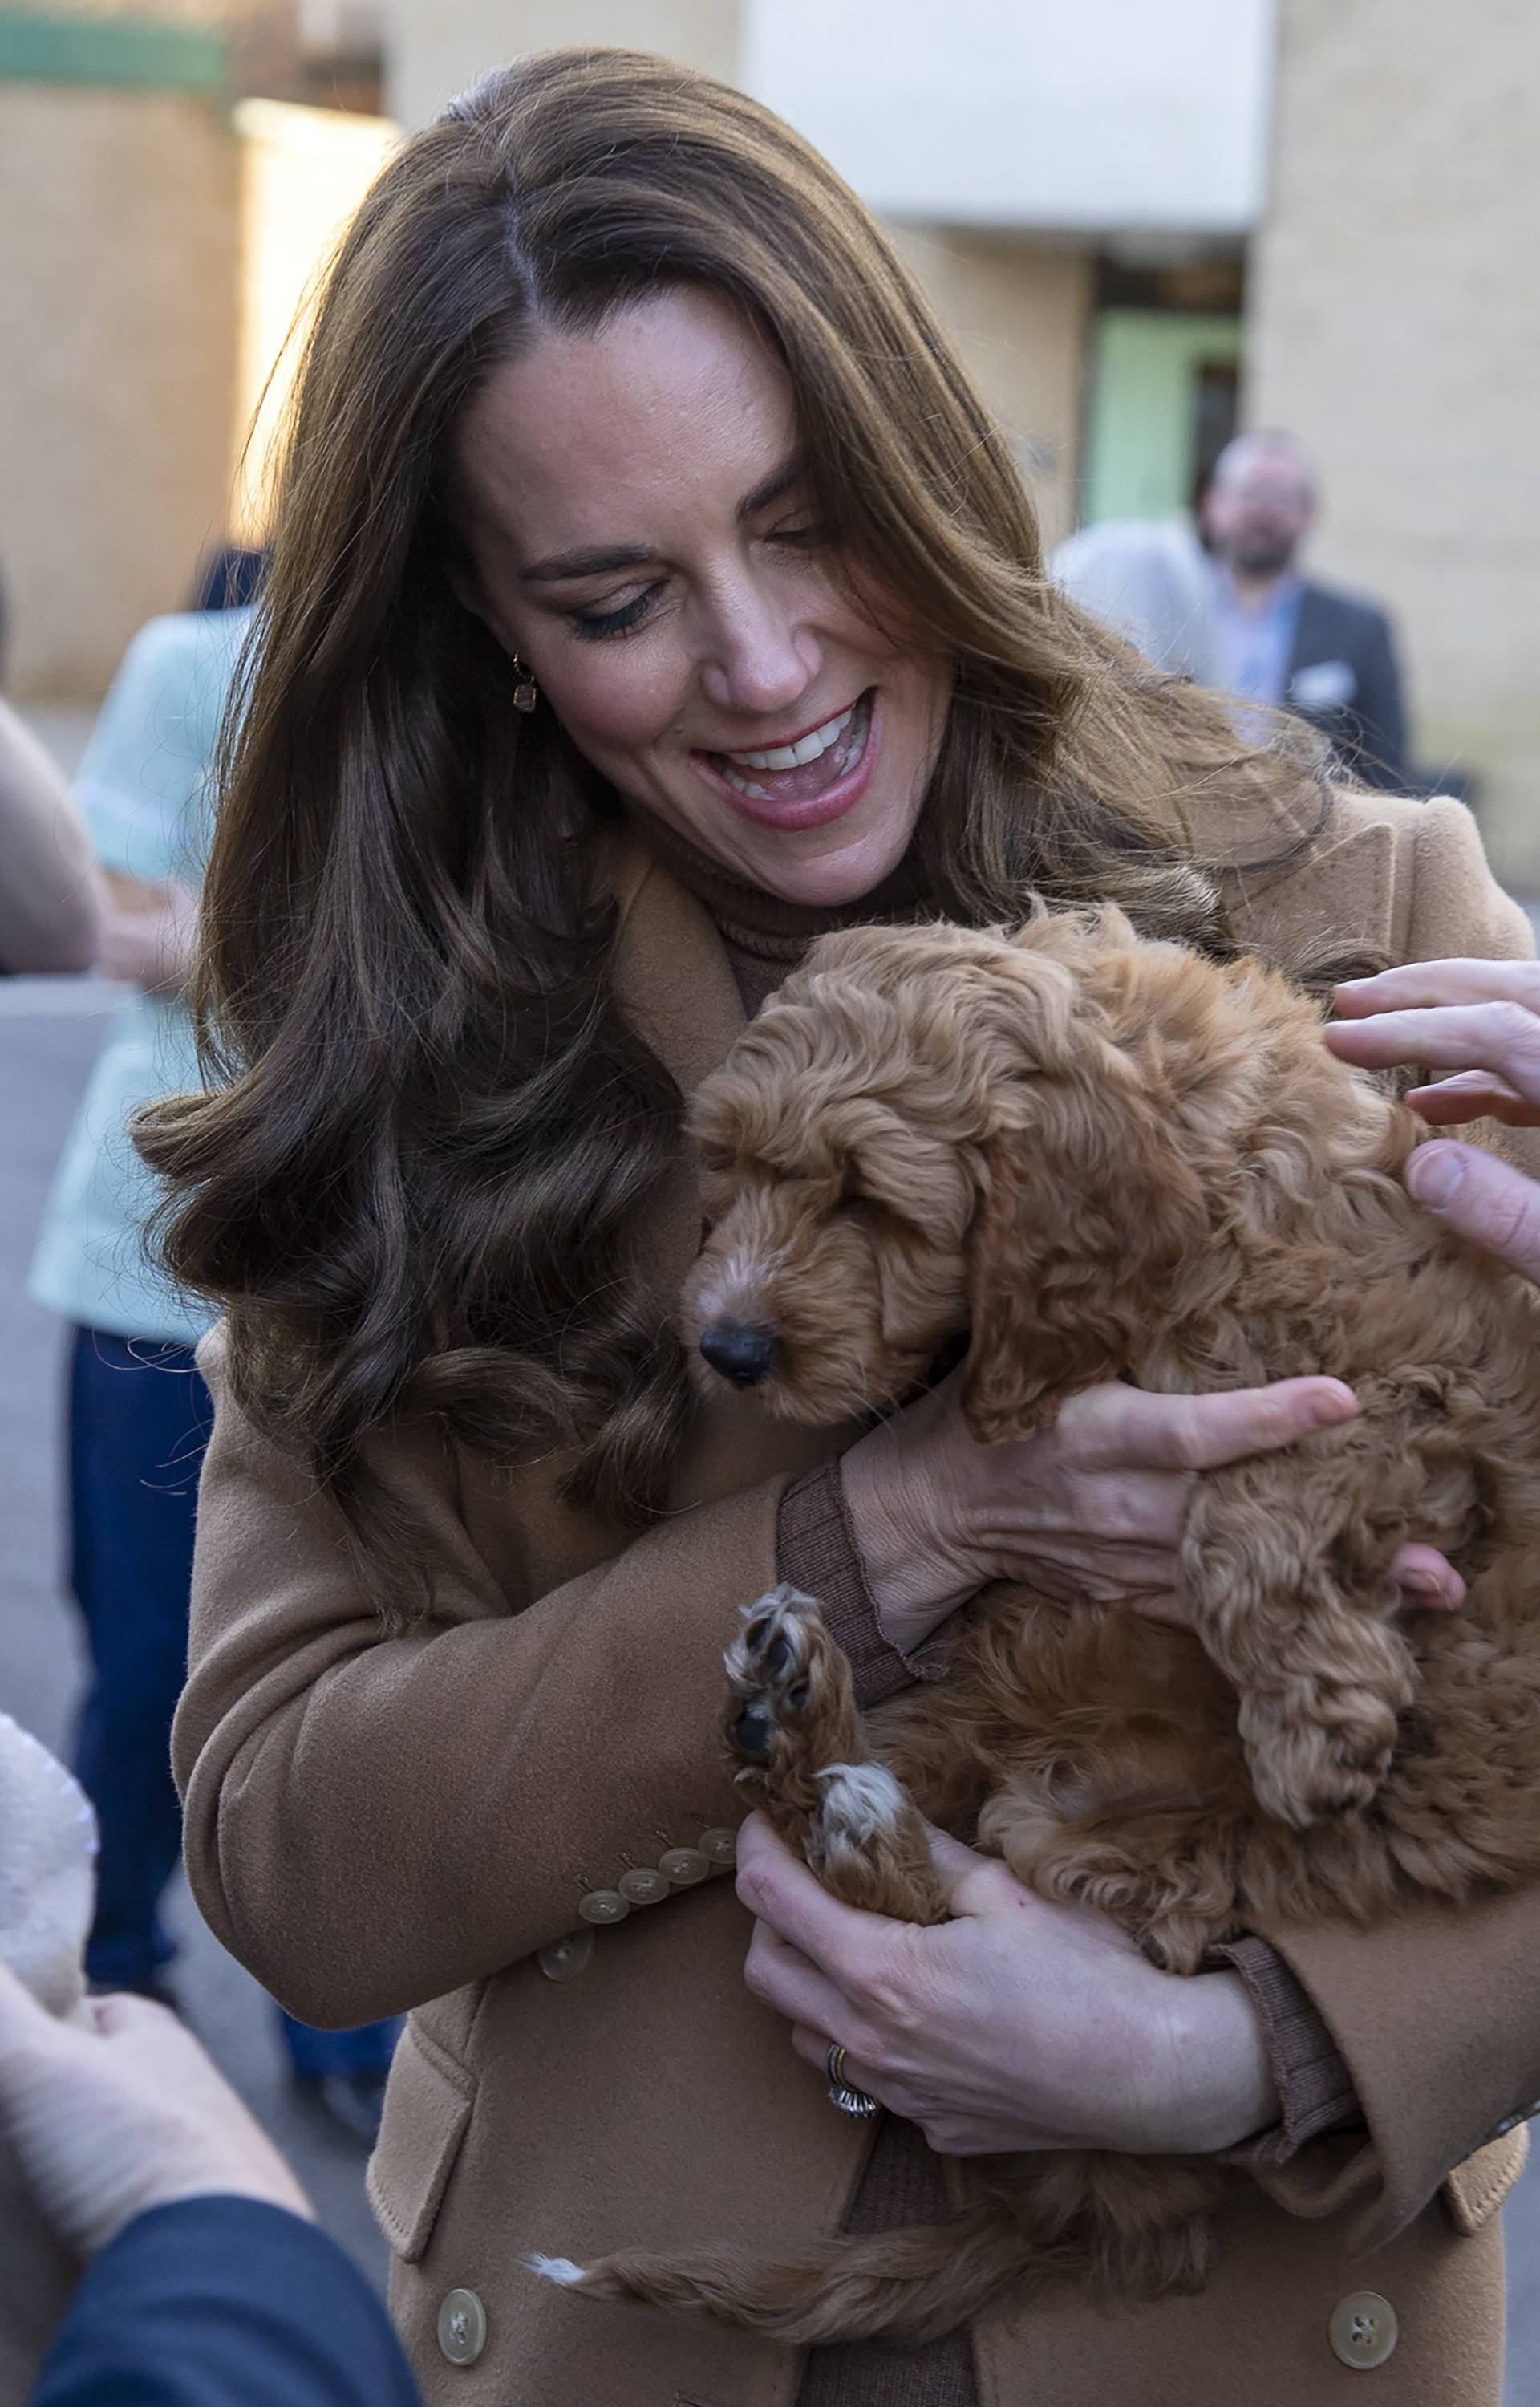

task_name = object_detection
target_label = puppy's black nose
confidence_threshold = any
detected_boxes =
[699,1325,781,1387]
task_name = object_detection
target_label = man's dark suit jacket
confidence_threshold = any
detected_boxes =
[1283,578,1409,793]
[28,2196,420,2407]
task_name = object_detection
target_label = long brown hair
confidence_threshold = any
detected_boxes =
[140,47,1326,1603]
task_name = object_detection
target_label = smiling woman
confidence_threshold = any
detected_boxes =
[452,288,950,896]
[137,43,1540,2407]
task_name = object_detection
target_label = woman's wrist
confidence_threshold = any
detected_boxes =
[1153,1967,1281,2155]
[838,1431,981,1654]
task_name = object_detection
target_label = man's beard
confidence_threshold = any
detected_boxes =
[1230,530,1297,577]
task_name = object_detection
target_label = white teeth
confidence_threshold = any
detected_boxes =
[726,703,853,773]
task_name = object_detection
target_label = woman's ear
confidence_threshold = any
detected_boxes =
[962,1078,1207,1445]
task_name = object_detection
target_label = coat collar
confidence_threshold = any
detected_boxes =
[606,830,748,1100]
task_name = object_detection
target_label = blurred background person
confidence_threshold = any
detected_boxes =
[1052,433,1412,793]
[0,1960,419,2407]
[26,597,401,2144]
[1054,438,1415,794]
[1200,431,1409,791]
[0,702,103,975]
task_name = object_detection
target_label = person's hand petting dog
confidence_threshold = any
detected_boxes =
[0,1958,310,2263]
[737,1816,1279,2157]
[1328,956,1540,1281]
[841,1364,1464,1659]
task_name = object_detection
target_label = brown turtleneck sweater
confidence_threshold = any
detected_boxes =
[638,818,1358,2405]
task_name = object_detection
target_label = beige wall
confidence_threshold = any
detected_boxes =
[1246,0,1540,884]
[889,229,1092,553]
[0,83,241,698]
[387,0,738,129]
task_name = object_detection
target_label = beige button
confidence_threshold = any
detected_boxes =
[578,1889,629,1925]
[618,1867,671,1906]
[699,1826,738,1867]
[659,1845,710,1886]
[437,2287,488,2365]
[1329,2292,1398,2369]
[537,1929,594,1983]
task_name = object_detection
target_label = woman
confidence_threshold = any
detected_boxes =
[149,51,1539,2407]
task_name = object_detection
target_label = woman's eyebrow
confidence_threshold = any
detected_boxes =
[519,456,806,585]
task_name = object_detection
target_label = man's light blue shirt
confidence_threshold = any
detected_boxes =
[1209,563,1303,711]
[29,608,252,1345]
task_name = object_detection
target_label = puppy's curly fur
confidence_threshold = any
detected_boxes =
[545,906,1540,2344]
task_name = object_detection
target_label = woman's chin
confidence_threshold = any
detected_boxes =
[735,812,918,910]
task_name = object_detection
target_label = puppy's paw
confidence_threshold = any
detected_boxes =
[723,1585,862,1816]
[1243,1696,1399,1828]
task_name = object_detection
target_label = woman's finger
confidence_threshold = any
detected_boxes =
[744,1919,858,2037]
[1333,960,1540,1017]
[735,1813,893,1986]
[1324,1002,1540,1107]
[1059,1377,1357,1477]
[1389,1543,1465,1611]
[1408,1073,1540,1128]
[789,2022,891,2107]
[1406,1142,1540,1285]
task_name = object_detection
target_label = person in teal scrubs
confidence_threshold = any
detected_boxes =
[30,605,400,2141]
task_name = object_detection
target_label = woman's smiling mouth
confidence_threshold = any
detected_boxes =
[695,690,876,830]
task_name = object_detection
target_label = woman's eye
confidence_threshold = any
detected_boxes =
[569,586,660,641]
[769,522,829,550]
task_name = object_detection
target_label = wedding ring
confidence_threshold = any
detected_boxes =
[825,2040,880,2119]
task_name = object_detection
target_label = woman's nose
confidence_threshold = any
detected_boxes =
[698,585,821,719]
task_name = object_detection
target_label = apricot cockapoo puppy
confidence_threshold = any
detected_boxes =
[539,906,1540,2344]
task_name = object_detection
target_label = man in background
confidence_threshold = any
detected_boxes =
[1053,432,1412,792]
[1199,431,1408,790]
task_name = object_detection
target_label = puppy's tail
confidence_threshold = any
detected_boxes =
[525,2161,1218,2347]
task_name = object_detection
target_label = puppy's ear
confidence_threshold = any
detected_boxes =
[962,1078,1207,1444]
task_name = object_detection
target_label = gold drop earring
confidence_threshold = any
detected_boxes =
[511,653,538,714]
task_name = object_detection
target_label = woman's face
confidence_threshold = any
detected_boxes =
[454,286,951,906]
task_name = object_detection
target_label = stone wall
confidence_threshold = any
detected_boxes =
[1246,0,1540,883]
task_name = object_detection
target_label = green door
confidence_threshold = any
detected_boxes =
[1082,310,1244,526]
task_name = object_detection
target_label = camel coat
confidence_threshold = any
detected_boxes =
[175,784,1540,2407]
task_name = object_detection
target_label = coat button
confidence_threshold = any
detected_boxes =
[699,1826,738,1866]
[578,1889,629,1924]
[619,1868,671,1906]
[1329,2291,1398,2368]
[659,1846,709,1886]
[437,2287,488,2365]
[537,1929,594,1982]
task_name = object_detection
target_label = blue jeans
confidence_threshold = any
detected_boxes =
[67,1326,399,2078]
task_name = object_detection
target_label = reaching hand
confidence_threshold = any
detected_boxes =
[0,1962,311,2262]
[1329,958,1540,1285]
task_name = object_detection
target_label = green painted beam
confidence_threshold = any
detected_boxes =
[1084,311,1245,526]
[0,10,228,92]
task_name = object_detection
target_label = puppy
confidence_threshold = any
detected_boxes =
[537,905,1540,2344]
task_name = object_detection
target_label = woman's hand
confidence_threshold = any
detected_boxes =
[0,1963,312,2262]
[737,1814,1276,2157]
[840,1366,1462,1657]
[1329,957,1540,1284]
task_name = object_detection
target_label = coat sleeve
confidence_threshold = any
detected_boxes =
[28,2198,419,2407]
[1238,794,1540,2244]
[172,1334,786,2026]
